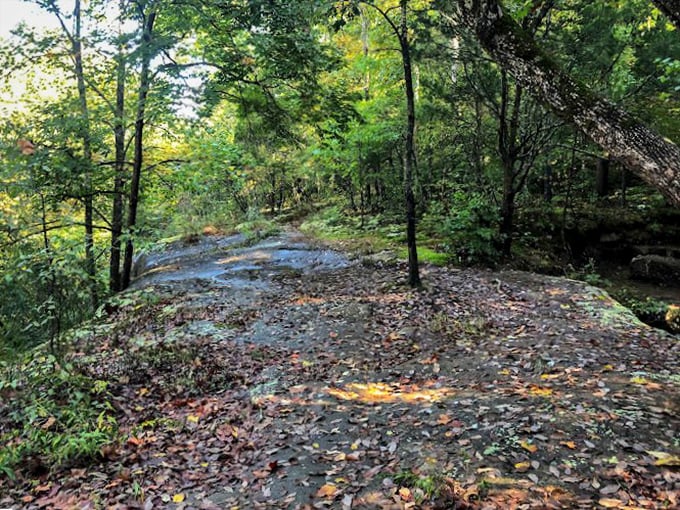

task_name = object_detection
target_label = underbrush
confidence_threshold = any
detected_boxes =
[299,204,451,265]
[0,352,118,480]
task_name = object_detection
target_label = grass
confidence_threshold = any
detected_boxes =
[300,205,451,265]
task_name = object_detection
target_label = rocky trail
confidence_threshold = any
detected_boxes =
[2,228,679,509]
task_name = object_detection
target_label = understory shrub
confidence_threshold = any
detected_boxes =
[0,353,118,479]
[422,191,500,265]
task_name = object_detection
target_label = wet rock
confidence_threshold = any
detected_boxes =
[630,254,680,285]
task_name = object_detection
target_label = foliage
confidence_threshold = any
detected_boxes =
[0,353,117,479]
[421,192,500,265]
[0,242,98,355]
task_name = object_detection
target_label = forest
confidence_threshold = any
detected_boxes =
[1,0,679,508]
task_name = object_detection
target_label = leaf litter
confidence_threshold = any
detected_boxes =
[1,228,678,509]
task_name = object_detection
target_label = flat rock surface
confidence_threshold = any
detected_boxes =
[3,228,678,509]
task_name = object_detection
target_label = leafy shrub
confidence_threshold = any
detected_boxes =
[422,191,500,265]
[0,353,118,479]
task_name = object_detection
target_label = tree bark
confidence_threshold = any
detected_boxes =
[596,158,610,198]
[110,2,126,292]
[122,9,157,288]
[450,0,680,207]
[400,0,421,287]
[72,0,97,307]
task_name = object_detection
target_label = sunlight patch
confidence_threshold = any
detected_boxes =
[326,381,453,404]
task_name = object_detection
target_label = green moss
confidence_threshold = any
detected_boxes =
[397,246,449,266]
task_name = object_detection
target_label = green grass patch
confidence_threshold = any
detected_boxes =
[397,246,450,266]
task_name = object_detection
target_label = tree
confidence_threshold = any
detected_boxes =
[122,2,157,289]
[342,0,425,287]
[444,0,680,207]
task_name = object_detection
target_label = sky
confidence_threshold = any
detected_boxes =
[0,0,60,38]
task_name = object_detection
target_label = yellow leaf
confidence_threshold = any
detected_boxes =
[499,368,510,376]
[334,452,347,461]
[647,451,680,466]
[399,487,412,501]
[520,440,538,453]
[560,441,577,450]
[316,483,337,498]
[313,442,320,449]
[629,376,649,385]
[350,442,359,450]
[172,493,185,503]
[603,364,614,371]
[598,497,624,508]
[528,385,553,397]
[138,387,149,396]
[514,461,531,472]
[231,427,238,438]
[187,414,199,423]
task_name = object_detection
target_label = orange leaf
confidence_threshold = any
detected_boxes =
[316,483,338,498]
[437,414,452,425]
[560,441,577,449]
[127,436,144,447]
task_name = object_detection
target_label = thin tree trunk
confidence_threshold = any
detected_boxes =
[450,0,680,207]
[68,0,97,306]
[110,3,126,292]
[400,0,421,287]
[122,9,156,288]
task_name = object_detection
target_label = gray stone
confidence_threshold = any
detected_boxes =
[630,254,680,285]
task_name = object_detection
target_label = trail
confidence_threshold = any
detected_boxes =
[3,228,679,509]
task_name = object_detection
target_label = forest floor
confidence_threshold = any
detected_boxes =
[2,227,679,509]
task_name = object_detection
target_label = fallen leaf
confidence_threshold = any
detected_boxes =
[520,440,538,453]
[399,487,412,501]
[437,414,452,425]
[515,461,531,472]
[598,498,624,508]
[600,484,619,495]
[41,416,57,430]
[316,484,337,498]
[647,451,680,466]
[172,493,185,503]
[560,441,577,449]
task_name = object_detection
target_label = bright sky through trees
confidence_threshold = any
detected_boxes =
[0,0,59,38]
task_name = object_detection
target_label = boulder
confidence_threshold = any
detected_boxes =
[630,254,680,285]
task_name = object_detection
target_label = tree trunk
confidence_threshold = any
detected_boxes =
[70,0,96,306]
[596,158,610,198]
[400,0,421,287]
[110,6,126,293]
[122,9,157,288]
[451,0,680,207]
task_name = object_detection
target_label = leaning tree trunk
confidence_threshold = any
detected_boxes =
[450,0,680,207]
[122,9,156,289]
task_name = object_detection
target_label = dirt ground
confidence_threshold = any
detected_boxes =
[2,228,679,509]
